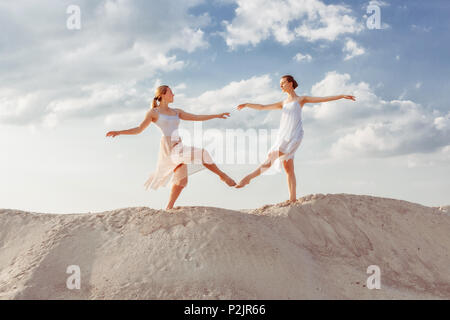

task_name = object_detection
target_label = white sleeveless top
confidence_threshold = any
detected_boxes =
[275,100,304,151]
[153,107,181,139]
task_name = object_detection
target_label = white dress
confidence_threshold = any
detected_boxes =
[143,108,212,190]
[268,100,304,171]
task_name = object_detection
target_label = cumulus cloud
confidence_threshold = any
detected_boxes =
[0,0,209,126]
[222,0,364,49]
[104,109,147,128]
[293,52,312,62]
[305,72,450,158]
[343,38,365,60]
[307,71,380,125]
[103,74,283,130]
[176,74,283,128]
[434,113,450,131]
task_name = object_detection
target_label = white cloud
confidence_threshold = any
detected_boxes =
[306,72,450,158]
[415,82,422,89]
[104,110,146,127]
[330,104,449,158]
[176,74,282,128]
[46,83,142,117]
[0,0,209,126]
[331,122,397,157]
[222,0,364,49]
[293,52,313,62]
[434,113,450,131]
[173,83,187,91]
[103,74,283,129]
[343,38,365,60]
[309,71,380,123]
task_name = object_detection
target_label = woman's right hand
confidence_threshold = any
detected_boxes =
[236,103,247,110]
[341,95,356,101]
[106,131,120,138]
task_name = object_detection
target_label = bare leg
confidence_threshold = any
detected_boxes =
[167,184,185,210]
[203,161,236,187]
[282,159,296,202]
[166,164,188,210]
[194,148,235,187]
[235,151,284,188]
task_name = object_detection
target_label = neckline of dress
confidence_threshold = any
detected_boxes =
[284,100,299,105]
[156,108,178,118]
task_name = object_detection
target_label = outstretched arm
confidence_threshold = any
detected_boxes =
[106,109,155,138]
[302,95,356,104]
[176,108,230,121]
[237,101,283,111]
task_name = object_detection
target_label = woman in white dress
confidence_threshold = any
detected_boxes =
[235,75,355,204]
[106,85,236,209]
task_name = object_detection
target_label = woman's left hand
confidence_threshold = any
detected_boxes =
[216,112,231,119]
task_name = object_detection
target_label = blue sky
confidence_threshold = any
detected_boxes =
[1,0,449,213]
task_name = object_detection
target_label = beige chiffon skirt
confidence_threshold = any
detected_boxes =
[144,136,213,190]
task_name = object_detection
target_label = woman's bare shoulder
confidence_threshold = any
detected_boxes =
[297,96,306,107]
[148,108,158,120]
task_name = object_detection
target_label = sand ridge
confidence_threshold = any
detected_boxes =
[1,193,449,299]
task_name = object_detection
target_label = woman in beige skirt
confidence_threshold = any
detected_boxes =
[106,85,236,209]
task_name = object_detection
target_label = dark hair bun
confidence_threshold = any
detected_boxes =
[282,75,298,89]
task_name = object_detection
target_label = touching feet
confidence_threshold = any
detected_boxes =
[235,175,251,188]
[220,175,237,187]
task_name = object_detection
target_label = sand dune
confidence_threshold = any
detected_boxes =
[1,193,449,300]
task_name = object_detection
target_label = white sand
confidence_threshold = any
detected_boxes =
[1,193,449,300]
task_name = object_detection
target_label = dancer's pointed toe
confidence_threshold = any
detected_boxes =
[235,176,250,189]
[220,175,237,187]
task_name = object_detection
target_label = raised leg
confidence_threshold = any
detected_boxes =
[201,149,236,186]
[235,151,284,188]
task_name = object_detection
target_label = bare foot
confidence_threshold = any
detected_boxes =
[279,199,295,207]
[220,175,236,187]
[235,176,251,188]
[166,206,181,211]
